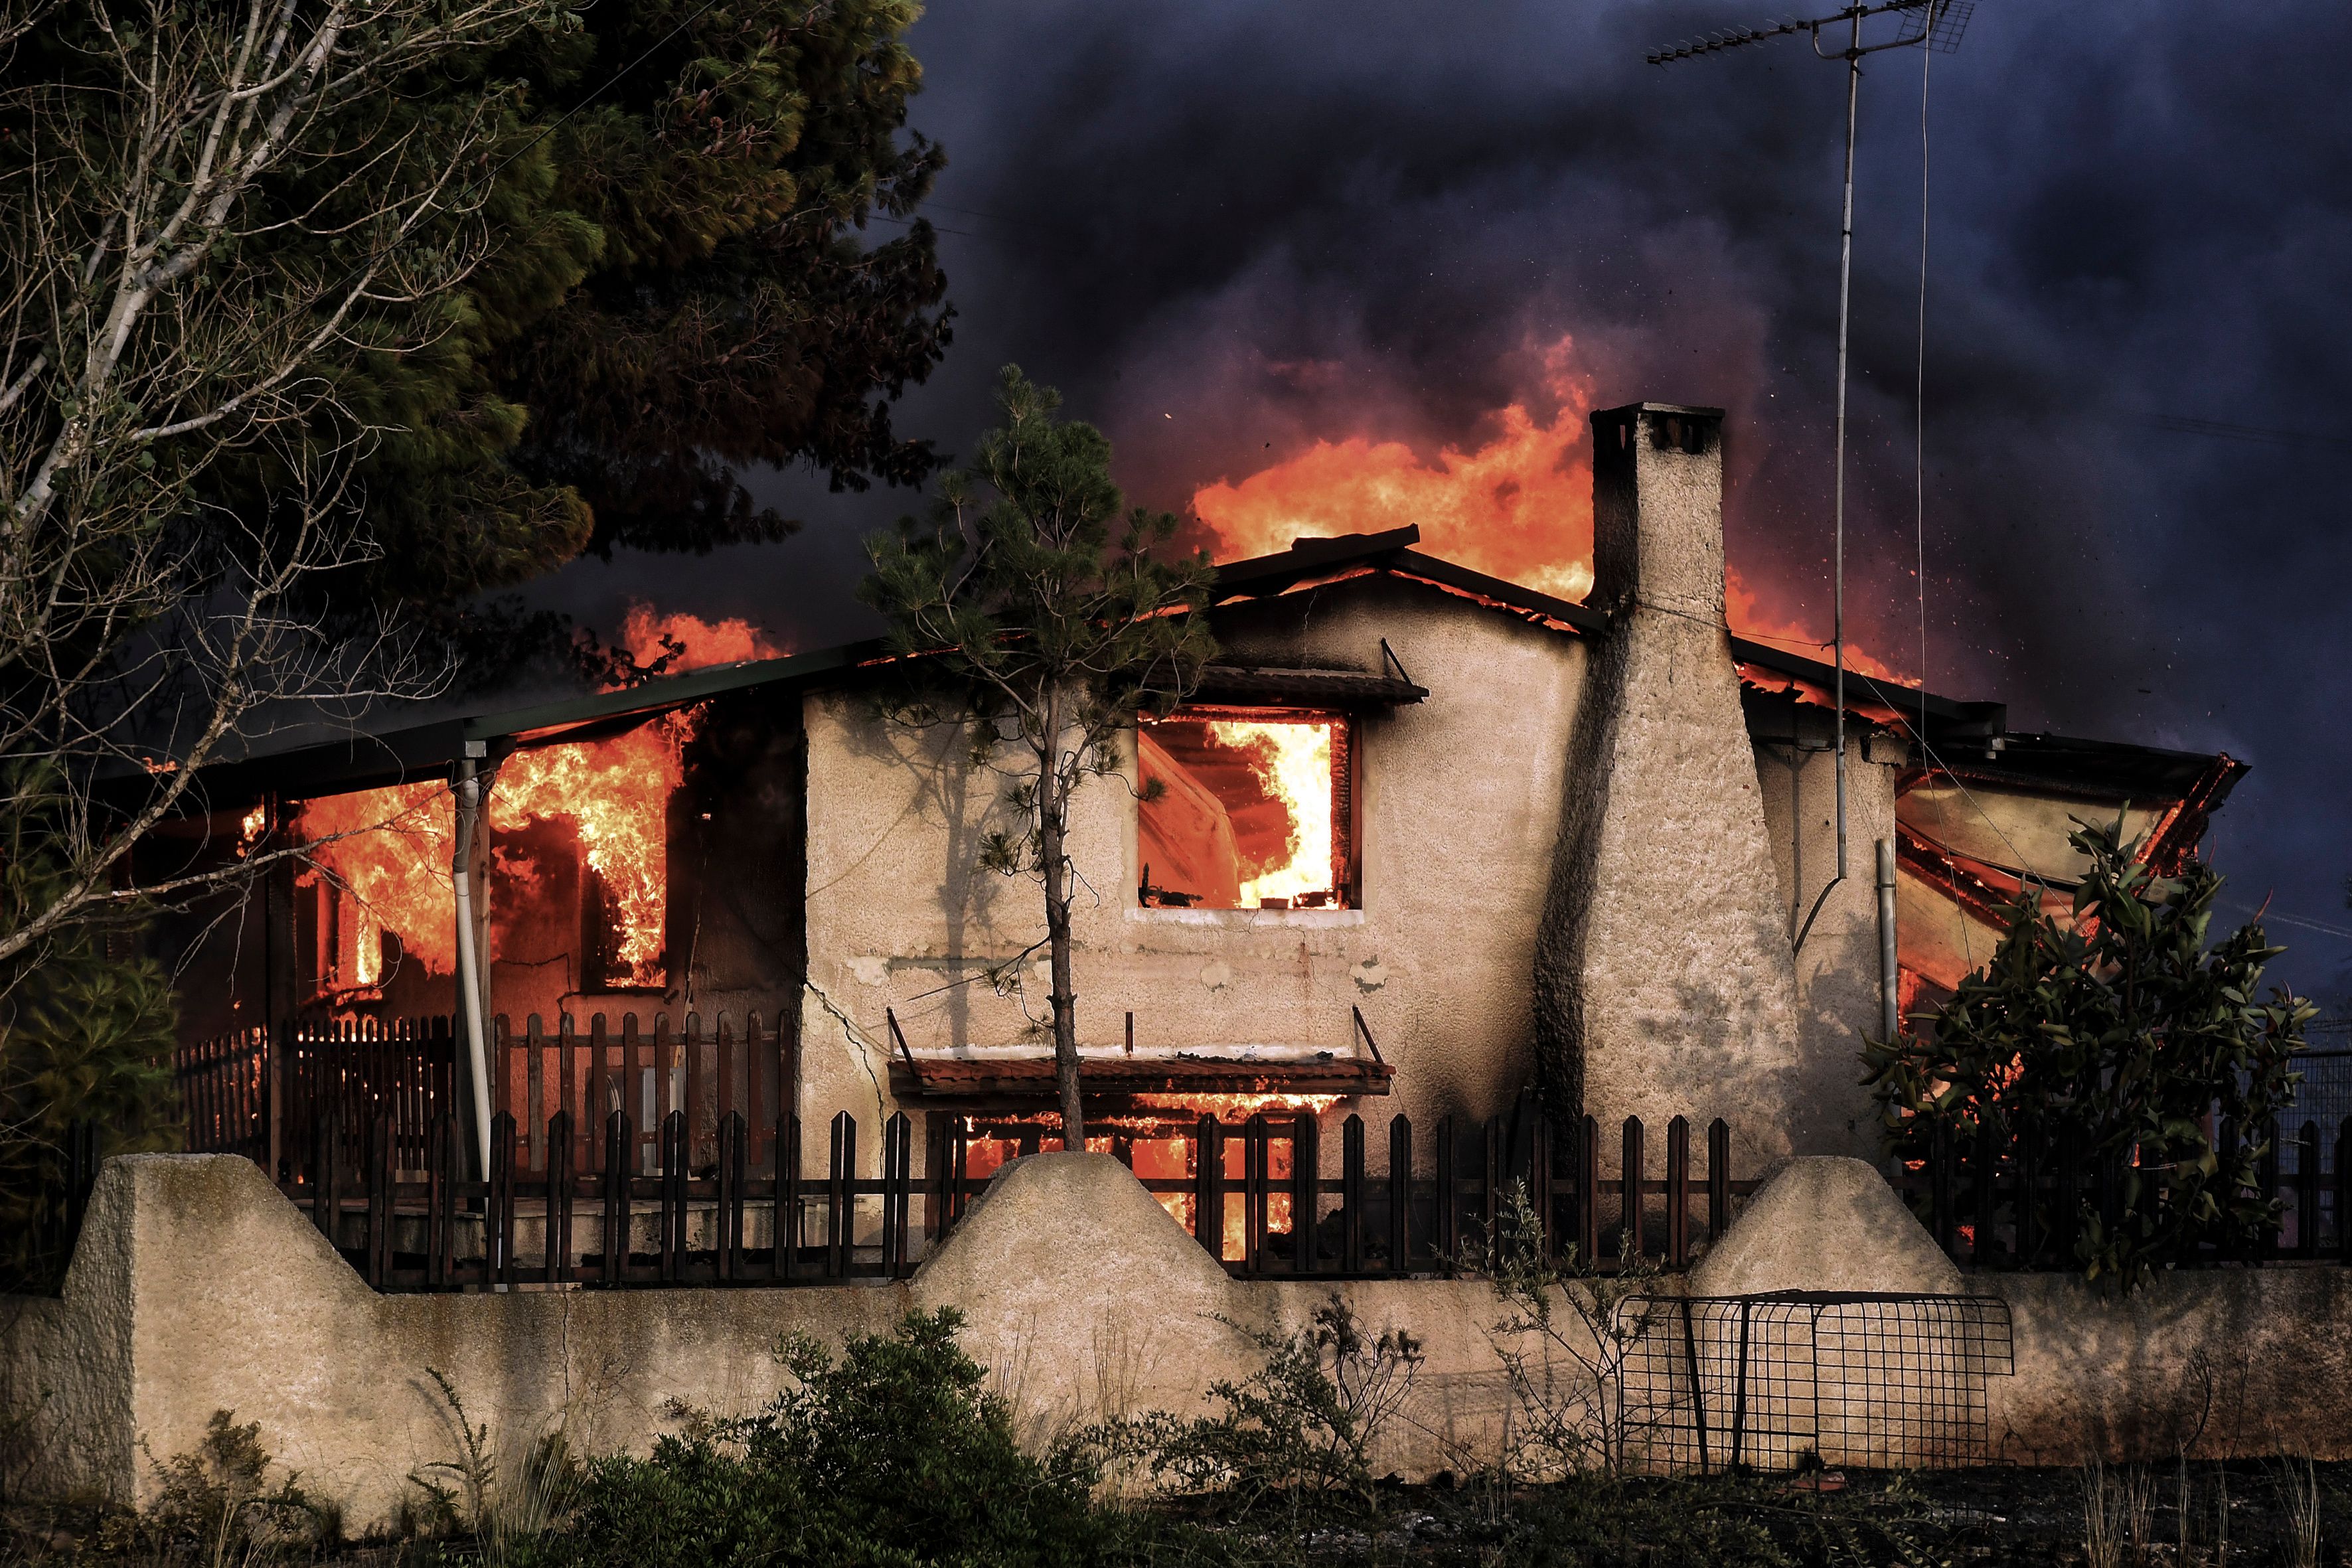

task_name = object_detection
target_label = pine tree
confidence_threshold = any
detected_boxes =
[860,368,1216,1147]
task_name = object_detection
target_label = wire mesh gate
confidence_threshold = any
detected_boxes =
[1621,1292,2013,1473]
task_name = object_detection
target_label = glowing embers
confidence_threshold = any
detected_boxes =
[1138,708,1352,909]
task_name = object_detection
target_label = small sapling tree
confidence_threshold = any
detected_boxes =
[1863,811,2312,1291]
[860,367,1215,1146]
[1468,1182,1660,1480]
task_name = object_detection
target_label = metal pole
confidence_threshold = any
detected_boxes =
[453,744,493,1178]
[1791,12,1863,956]
[1830,9,1858,891]
[1876,837,1899,1040]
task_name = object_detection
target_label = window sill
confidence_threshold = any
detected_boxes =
[1127,905,1367,929]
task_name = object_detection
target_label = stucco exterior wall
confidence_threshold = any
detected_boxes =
[1533,406,1808,1161]
[797,576,1590,1158]
[11,1154,2352,1526]
[1748,694,1907,1161]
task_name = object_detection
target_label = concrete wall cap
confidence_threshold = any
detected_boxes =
[1689,1155,1963,1296]
[912,1150,1235,1300]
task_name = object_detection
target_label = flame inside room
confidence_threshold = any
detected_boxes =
[1138,708,1353,909]
[953,1093,1340,1261]
[289,716,690,1014]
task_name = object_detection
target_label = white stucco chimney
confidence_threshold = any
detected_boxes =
[1532,402,1806,1163]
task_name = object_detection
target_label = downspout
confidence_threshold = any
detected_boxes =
[453,742,493,1176]
[1875,836,1899,1040]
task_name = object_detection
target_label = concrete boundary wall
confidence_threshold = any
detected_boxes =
[6,1154,2352,1526]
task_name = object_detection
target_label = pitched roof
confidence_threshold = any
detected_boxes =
[168,524,2242,813]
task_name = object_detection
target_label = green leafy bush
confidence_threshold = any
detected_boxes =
[1468,1183,1660,1480]
[543,1308,1117,1568]
[0,770,181,1293]
[1863,811,2312,1290]
[96,1410,331,1566]
[1095,1294,1422,1524]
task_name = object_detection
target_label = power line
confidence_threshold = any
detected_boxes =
[2146,414,2352,453]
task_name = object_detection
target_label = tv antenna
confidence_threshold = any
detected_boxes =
[1646,1,1972,953]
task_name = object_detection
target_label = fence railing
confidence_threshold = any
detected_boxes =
[176,1013,793,1184]
[1012,1111,1750,1278]
[295,1106,919,1290]
[174,1019,1753,1291]
[1895,1114,2352,1268]
[244,1103,1755,1292]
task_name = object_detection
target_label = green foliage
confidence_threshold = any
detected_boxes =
[543,1308,1116,1568]
[0,771,178,1294]
[1863,811,2312,1292]
[384,0,954,603]
[412,1368,578,1565]
[9,0,949,617]
[98,1411,330,1566]
[1097,1296,1423,1524]
[491,0,951,562]
[860,365,1219,761]
[1468,1182,1660,1480]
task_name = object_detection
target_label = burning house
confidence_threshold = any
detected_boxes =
[155,400,2241,1213]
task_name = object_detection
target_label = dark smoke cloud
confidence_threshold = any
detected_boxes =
[522,0,2352,1000]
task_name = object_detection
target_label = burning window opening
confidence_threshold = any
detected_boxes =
[293,781,452,1000]
[288,717,688,1008]
[957,1094,1337,1259]
[1138,707,1352,910]
[491,720,684,991]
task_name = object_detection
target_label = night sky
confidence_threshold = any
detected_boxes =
[517,1,2352,1006]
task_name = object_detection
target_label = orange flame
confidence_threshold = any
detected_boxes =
[491,719,685,986]
[620,603,785,674]
[1190,333,1914,684]
[293,783,455,982]
[1194,338,1598,602]
[291,720,686,994]
[1206,718,1335,905]
[1131,1091,1343,1120]
[959,1097,1334,1257]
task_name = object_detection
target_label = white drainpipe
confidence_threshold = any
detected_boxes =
[453,742,493,1176]
[1876,836,1900,1041]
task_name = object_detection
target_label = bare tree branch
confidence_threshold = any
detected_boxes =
[0,0,556,967]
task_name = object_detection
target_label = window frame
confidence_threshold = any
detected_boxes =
[1135,703,1358,913]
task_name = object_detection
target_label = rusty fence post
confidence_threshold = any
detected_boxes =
[1577,1115,1601,1266]
[601,1109,630,1287]
[1341,1115,1365,1273]
[1620,1115,1645,1263]
[1292,1113,1320,1275]
[1435,1116,1458,1272]
[1707,1119,1731,1251]
[547,1108,574,1285]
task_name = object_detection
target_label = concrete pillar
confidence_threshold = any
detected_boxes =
[1532,402,1808,1163]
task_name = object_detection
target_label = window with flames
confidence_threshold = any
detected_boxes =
[1138,707,1354,910]
[289,723,683,1004]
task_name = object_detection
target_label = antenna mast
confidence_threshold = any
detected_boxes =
[1645,0,1972,951]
